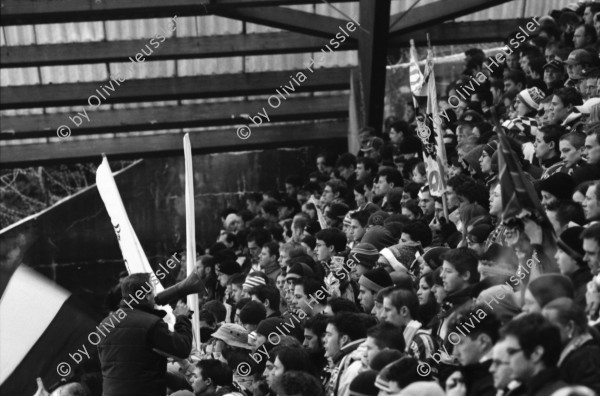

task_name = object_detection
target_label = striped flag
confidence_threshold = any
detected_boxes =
[409,39,425,96]
[496,128,557,267]
[183,133,201,346]
[496,129,545,222]
[0,266,100,395]
[413,45,447,197]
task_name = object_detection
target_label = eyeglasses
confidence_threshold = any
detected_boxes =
[491,359,510,366]
[537,108,545,116]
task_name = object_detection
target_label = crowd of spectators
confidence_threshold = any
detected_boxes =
[38,2,600,396]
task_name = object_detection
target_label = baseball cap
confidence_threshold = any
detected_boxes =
[542,59,563,72]
[563,49,593,66]
[458,110,484,125]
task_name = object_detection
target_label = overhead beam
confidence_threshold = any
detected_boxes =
[0,94,349,139]
[389,0,515,36]
[1,32,354,68]
[1,67,352,109]
[389,19,529,47]
[1,0,356,25]
[0,120,348,166]
[214,6,359,39]
[0,20,522,69]
[358,0,390,133]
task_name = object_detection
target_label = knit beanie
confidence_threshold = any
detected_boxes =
[517,87,545,111]
[285,263,315,281]
[362,226,397,251]
[538,173,575,201]
[421,247,450,271]
[350,243,379,270]
[467,224,494,244]
[476,285,521,320]
[557,227,585,263]
[463,145,484,176]
[368,211,390,227]
[349,370,379,396]
[327,202,350,220]
[482,140,498,157]
[369,349,404,371]
[528,274,574,308]
[359,268,393,293]
[239,301,267,325]
[375,357,430,392]
[256,317,286,338]
[395,382,445,396]
[243,275,266,291]
[217,260,242,275]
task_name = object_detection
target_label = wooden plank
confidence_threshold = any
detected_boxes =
[389,0,515,36]
[389,19,529,47]
[0,94,349,139]
[1,0,356,25]
[1,32,354,68]
[357,0,390,134]
[214,6,359,38]
[1,67,352,109]
[0,120,348,166]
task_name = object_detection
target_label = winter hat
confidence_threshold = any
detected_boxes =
[528,274,574,308]
[368,211,390,227]
[380,245,408,272]
[396,382,445,396]
[243,275,266,291]
[517,87,546,111]
[502,117,538,140]
[458,110,484,125]
[467,224,494,244]
[256,317,286,338]
[349,370,379,396]
[369,349,404,371]
[557,227,585,263]
[362,226,397,251]
[375,357,430,392]
[349,243,379,270]
[387,187,404,208]
[327,202,350,220]
[211,323,251,350]
[359,268,393,293]
[538,173,575,200]
[476,285,521,321]
[217,260,242,275]
[421,247,450,271]
[482,140,499,157]
[463,145,484,176]
[285,263,315,281]
[239,301,267,325]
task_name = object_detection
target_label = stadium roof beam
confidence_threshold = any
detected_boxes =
[213,6,358,39]
[0,120,348,166]
[1,67,352,109]
[0,20,524,69]
[389,0,515,36]
[357,0,391,134]
[1,94,349,139]
[0,0,357,25]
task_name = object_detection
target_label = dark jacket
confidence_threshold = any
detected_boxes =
[526,367,567,396]
[98,302,193,396]
[461,360,495,396]
[559,335,600,394]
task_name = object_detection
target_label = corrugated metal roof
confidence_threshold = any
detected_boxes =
[0,0,574,142]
